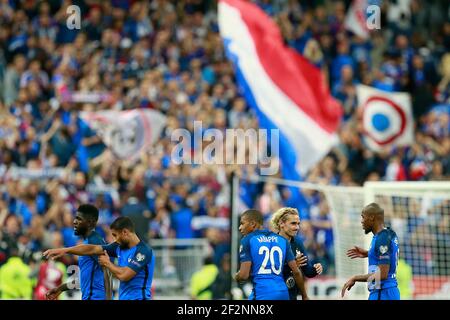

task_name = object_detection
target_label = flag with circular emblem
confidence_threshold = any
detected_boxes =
[357,85,414,152]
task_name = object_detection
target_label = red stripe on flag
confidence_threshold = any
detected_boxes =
[221,0,342,134]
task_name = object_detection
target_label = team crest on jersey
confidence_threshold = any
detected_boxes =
[394,238,398,245]
[136,253,145,262]
[379,245,388,254]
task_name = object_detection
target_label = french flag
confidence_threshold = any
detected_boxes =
[218,0,342,179]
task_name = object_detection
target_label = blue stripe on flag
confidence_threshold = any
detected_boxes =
[223,38,310,216]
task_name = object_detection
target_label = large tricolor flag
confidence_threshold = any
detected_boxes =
[357,85,414,152]
[218,0,342,179]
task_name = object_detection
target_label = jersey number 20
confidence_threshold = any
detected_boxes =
[258,246,283,275]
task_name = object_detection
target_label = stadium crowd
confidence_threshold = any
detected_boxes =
[0,0,449,298]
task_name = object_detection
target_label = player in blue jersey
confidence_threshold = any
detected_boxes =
[44,217,155,300]
[45,204,112,300]
[271,207,323,300]
[235,209,309,300]
[341,203,400,300]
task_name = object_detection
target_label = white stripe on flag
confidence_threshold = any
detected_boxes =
[219,2,338,175]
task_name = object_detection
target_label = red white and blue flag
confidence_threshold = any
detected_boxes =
[357,85,414,152]
[218,0,342,178]
[80,109,166,160]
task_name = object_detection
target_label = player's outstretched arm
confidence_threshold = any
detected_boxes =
[43,244,104,260]
[288,260,309,300]
[346,246,368,259]
[341,264,389,298]
[46,283,69,300]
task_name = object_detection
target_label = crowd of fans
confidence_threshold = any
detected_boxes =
[0,0,449,298]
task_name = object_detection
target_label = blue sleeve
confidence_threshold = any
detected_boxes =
[102,242,119,258]
[285,238,294,263]
[374,232,391,265]
[88,234,106,262]
[295,237,317,278]
[239,236,251,262]
[127,246,152,273]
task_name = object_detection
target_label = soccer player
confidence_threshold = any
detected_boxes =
[44,216,155,300]
[341,203,400,300]
[45,204,112,300]
[235,209,309,300]
[271,207,323,300]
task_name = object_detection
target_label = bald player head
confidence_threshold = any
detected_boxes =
[361,203,385,234]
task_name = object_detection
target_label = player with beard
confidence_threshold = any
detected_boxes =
[270,207,323,300]
[45,204,112,300]
[44,216,155,300]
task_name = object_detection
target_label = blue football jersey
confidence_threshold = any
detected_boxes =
[240,229,294,300]
[79,231,107,300]
[283,235,317,300]
[368,228,399,291]
[102,241,155,300]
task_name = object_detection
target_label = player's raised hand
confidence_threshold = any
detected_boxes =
[341,277,356,298]
[43,248,68,260]
[346,246,368,259]
[295,252,308,267]
[46,287,61,300]
[313,263,323,275]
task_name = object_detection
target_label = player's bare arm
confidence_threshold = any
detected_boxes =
[43,244,104,259]
[99,250,137,282]
[235,261,252,282]
[346,246,368,259]
[45,283,69,300]
[103,267,113,300]
[341,264,390,297]
[288,260,309,300]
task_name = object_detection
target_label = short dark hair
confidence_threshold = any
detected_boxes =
[77,204,99,222]
[110,216,135,232]
[203,256,214,265]
[364,203,384,219]
[241,209,264,226]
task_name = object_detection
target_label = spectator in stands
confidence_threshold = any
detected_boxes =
[190,256,219,300]
[0,244,33,299]
[212,253,232,300]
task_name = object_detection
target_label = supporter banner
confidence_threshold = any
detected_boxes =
[6,167,66,180]
[218,0,342,177]
[191,216,230,230]
[61,91,112,104]
[357,85,414,152]
[80,109,167,160]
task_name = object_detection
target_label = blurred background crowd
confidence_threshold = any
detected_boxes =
[0,0,449,299]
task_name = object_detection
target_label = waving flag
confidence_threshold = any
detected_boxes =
[345,0,382,39]
[345,0,370,39]
[357,85,414,152]
[80,109,166,160]
[218,0,342,178]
